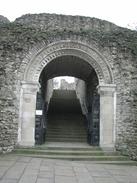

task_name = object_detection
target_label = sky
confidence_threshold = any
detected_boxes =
[0,0,137,28]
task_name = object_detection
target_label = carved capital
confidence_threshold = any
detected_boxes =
[97,84,116,96]
[21,81,40,94]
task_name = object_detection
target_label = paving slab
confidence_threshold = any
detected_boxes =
[0,179,18,183]
[55,175,77,183]
[0,154,136,183]
[36,178,54,183]
[38,171,54,179]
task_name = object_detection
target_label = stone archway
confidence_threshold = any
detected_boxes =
[18,40,116,150]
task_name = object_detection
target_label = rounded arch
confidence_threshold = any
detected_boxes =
[18,40,116,149]
[20,40,114,84]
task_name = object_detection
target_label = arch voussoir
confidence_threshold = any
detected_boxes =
[21,41,113,84]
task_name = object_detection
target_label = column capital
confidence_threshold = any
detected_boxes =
[21,81,40,94]
[97,84,116,95]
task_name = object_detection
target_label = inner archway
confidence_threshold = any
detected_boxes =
[35,55,100,146]
[18,40,116,150]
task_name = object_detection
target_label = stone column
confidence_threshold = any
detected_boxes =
[18,81,39,146]
[98,84,116,151]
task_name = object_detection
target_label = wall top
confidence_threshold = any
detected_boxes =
[15,13,121,32]
[0,15,10,24]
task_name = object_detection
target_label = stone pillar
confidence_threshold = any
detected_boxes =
[98,84,116,151]
[18,81,39,146]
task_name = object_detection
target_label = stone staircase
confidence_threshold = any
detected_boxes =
[14,89,131,163]
[14,143,131,162]
[46,89,87,143]
[46,114,87,143]
[48,89,83,113]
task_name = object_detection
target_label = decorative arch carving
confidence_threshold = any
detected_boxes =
[20,41,114,84]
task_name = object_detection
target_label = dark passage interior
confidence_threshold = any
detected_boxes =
[46,89,87,143]
[35,55,100,146]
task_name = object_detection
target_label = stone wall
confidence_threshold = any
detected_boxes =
[0,15,10,24]
[45,79,54,108]
[0,13,137,159]
[75,79,88,115]
[60,79,75,90]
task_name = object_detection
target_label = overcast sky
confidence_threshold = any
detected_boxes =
[0,0,137,28]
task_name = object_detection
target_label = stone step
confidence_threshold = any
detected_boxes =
[46,135,87,138]
[47,127,86,129]
[46,138,86,142]
[47,120,86,123]
[46,131,86,135]
[47,123,86,126]
[46,134,87,139]
[46,129,87,133]
[48,125,85,127]
[46,133,87,138]
[14,141,129,162]
[46,133,86,137]
[46,138,87,141]
[47,117,86,122]
[14,148,120,156]
[47,126,86,132]
[46,134,87,137]
[48,122,85,125]
[13,152,130,161]
[38,146,101,151]
[47,125,86,128]
[48,118,85,120]
[48,127,86,129]
[35,144,101,151]
[46,133,86,136]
